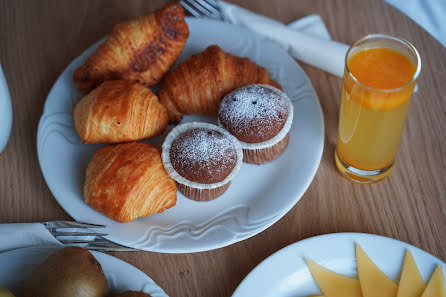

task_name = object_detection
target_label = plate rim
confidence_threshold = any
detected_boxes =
[36,17,325,253]
[231,232,446,296]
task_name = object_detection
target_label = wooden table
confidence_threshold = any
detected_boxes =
[1,0,445,296]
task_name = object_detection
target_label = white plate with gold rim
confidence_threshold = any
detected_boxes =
[0,246,168,296]
[232,233,446,297]
[37,17,324,253]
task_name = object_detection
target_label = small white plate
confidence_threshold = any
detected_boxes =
[232,233,446,297]
[37,18,324,253]
[0,246,168,296]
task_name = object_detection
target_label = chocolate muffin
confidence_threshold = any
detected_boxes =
[162,122,243,201]
[218,84,293,164]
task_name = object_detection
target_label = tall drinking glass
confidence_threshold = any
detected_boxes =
[335,34,421,183]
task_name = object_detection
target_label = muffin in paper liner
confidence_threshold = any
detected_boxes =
[162,122,243,201]
[218,84,294,164]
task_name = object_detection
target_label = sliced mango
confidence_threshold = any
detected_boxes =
[356,244,398,297]
[306,258,362,297]
[397,250,426,297]
[421,265,446,297]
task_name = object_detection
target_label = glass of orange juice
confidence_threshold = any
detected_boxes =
[335,34,421,183]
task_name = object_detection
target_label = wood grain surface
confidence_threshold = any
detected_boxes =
[1,0,445,296]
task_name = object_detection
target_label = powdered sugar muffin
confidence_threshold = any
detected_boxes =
[162,122,243,201]
[218,84,293,164]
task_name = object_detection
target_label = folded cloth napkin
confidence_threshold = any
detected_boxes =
[218,1,349,77]
[385,0,446,48]
[0,223,62,253]
[0,64,13,154]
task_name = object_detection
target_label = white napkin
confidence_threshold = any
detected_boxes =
[0,64,13,154]
[385,0,446,48]
[0,223,62,253]
[218,1,349,77]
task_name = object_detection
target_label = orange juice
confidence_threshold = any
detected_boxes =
[335,35,420,183]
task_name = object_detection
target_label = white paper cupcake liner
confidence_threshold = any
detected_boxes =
[162,122,243,190]
[218,84,294,151]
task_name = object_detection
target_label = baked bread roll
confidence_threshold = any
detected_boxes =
[74,80,168,143]
[158,45,281,123]
[84,142,177,222]
[73,1,189,93]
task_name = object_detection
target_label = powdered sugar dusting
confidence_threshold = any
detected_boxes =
[170,128,237,184]
[218,85,288,142]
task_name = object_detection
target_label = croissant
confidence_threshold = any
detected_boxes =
[84,142,177,223]
[73,80,168,143]
[158,45,281,123]
[73,1,189,93]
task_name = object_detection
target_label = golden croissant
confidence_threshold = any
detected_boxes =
[73,80,168,143]
[73,1,189,93]
[158,45,281,123]
[84,142,177,223]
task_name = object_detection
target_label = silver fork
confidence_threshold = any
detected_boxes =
[42,221,136,252]
[180,0,225,20]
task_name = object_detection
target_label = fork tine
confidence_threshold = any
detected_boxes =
[59,239,101,244]
[205,0,220,8]
[194,0,220,17]
[180,0,204,18]
[82,245,136,252]
[182,0,220,19]
[42,221,105,229]
[60,242,136,252]
[52,231,108,237]
[41,221,135,251]
[58,238,111,244]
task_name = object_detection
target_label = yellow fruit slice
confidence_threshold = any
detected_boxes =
[397,251,426,297]
[306,259,362,297]
[421,265,446,297]
[356,244,398,297]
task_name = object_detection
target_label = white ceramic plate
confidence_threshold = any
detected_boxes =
[232,233,446,297]
[37,18,324,253]
[0,246,168,297]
